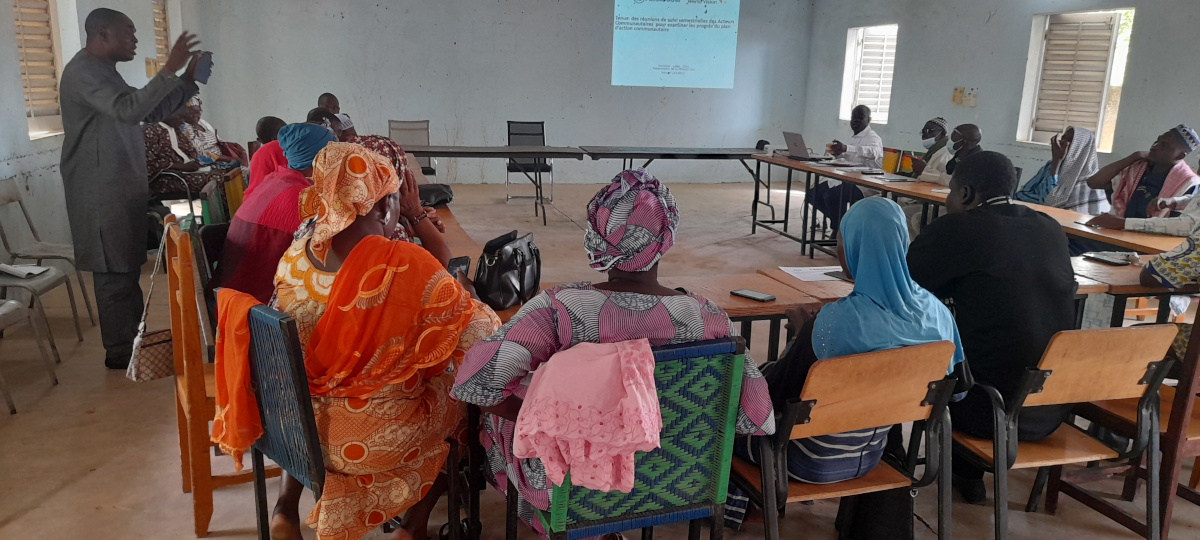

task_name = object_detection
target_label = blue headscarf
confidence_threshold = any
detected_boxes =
[277,123,337,170]
[812,198,964,372]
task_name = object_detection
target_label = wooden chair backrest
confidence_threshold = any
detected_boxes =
[790,341,956,439]
[165,218,206,402]
[1023,325,1178,407]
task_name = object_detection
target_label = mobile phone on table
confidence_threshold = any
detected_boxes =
[194,52,213,84]
[730,289,776,302]
[448,256,471,276]
[1083,253,1131,266]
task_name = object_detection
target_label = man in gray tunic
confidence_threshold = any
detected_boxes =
[59,8,201,369]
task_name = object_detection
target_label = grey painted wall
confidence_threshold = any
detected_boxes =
[800,0,1200,183]
[179,0,813,184]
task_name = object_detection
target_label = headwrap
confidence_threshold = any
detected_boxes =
[812,198,964,371]
[299,142,401,264]
[929,117,949,133]
[335,113,354,131]
[584,169,679,272]
[277,123,337,171]
[1172,124,1199,155]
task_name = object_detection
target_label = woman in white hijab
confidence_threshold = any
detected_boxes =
[1015,126,1109,215]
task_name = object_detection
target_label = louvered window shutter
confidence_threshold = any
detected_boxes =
[1031,12,1119,138]
[153,0,169,61]
[13,0,59,119]
[853,28,896,123]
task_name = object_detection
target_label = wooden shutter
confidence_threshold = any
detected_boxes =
[13,0,59,118]
[853,27,896,122]
[153,0,169,61]
[1031,12,1120,137]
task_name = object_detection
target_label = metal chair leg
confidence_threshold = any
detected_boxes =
[75,270,97,326]
[687,519,701,540]
[64,278,83,342]
[641,526,653,540]
[993,430,1008,540]
[1145,412,1161,540]
[0,363,15,414]
[759,436,781,540]
[25,312,57,384]
[29,296,62,364]
[505,481,518,540]
[252,448,270,540]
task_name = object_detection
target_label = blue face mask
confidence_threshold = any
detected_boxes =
[921,138,937,149]
[947,133,961,154]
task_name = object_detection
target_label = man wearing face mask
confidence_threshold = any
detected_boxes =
[921,124,984,186]
[910,117,950,181]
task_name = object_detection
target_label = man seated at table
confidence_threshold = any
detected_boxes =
[939,124,984,185]
[810,105,883,232]
[907,151,1076,503]
[1141,233,1200,366]
[247,116,287,195]
[1083,125,1200,236]
[908,116,949,179]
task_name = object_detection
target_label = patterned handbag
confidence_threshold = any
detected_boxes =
[126,230,175,382]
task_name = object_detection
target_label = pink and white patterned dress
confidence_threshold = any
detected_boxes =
[452,282,775,535]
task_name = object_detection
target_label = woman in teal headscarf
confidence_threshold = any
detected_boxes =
[726,197,964,528]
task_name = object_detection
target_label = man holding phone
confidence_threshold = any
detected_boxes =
[59,8,204,369]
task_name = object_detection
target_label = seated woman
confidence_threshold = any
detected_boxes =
[247,115,288,195]
[143,109,228,195]
[451,169,775,538]
[179,97,247,167]
[212,123,335,302]
[724,197,964,528]
[268,143,501,540]
[1014,126,1108,215]
[335,113,408,173]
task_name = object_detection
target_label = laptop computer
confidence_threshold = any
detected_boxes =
[782,131,831,161]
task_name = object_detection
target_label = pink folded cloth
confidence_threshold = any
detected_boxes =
[513,339,662,493]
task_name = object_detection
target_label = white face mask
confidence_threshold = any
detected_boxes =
[921,137,937,149]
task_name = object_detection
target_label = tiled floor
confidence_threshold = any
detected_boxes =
[0,182,1197,539]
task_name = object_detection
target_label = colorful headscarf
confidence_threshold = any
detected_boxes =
[1172,124,1199,155]
[277,123,337,171]
[584,169,679,272]
[299,142,401,264]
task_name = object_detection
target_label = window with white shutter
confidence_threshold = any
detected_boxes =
[13,0,62,136]
[1019,9,1134,152]
[153,0,168,61]
[840,24,897,124]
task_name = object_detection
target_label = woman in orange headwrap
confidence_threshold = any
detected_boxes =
[269,143,500,540]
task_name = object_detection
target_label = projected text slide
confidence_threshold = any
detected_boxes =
[611,0,740,89]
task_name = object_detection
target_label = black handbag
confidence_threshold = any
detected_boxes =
[418,183,454,207]
[474,230,541,311]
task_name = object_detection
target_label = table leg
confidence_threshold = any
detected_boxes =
[921,203,930,227]
[1156,295,1172,324]
[1110,296,1126,328]
[641,158,656,168]
[751,161,762,234]
[799,169,810,257]
[783,169,793,234]
[741,320,752,351]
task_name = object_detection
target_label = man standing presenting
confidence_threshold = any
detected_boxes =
[59,8,201,369]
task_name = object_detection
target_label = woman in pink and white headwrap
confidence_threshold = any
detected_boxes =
[452,169,775,538]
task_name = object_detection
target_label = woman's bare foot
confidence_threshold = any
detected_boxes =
[269,507,303,540]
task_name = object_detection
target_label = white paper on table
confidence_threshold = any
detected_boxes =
[931,188,951,193]
[0,263,49,278]
[780,266,843,282]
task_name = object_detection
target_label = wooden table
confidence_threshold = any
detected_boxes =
[1072,257,1199,326]
[581,146,764,172]
[756,267,855,303]
[663,273,818,362]
[751,154,1185,256]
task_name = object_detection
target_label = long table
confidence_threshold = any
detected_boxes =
[751,154,1185,255]
[1072,257,1199,327]
[580,146,763,171]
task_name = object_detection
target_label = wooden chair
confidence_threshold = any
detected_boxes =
[165,221,278,537]
[728,341,959,540]
[951,325,1178,540]
[1066,320,1200,539]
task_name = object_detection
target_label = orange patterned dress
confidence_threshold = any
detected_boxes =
[275,237,500,540]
